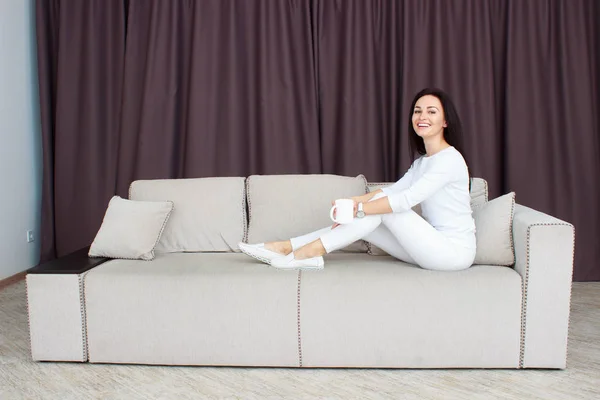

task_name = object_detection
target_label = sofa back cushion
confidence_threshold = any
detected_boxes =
[246,174,369,252]
[129,177,246,253]
[468,178,489,207]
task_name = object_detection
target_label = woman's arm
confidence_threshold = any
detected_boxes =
[385,157,458,213]
[351,189,383,204]
[361,195,393,215]
[362,153,462,216]
[350,163,417,216]
[346,162,416,208]
[380,164,416,196]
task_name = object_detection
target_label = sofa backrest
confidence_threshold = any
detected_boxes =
[246,174,369,252]
[126,175,487,255]
[129,177,246,253]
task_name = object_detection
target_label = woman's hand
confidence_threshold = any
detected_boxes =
[331,199,358,229]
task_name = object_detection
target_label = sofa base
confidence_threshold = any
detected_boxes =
[80,253,524,369]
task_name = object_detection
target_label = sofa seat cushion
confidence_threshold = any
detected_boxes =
[298,254,523,368]
[83,253,299,366]
[84,252,522,368]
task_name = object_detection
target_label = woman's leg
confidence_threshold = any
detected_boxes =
[318,215,384,254]
[266,215,385,268]
[362,224,417,264]
[289,227,334,251]
[380,212,475,271]
[271,216,384,260]
[271,191,389,260]
[261,226,332,256]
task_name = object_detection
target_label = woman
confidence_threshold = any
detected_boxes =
[239,88,476,271]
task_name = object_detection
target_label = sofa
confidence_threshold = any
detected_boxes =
[26,174,575,369]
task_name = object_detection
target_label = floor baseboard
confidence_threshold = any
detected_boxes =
[0,271,27,291]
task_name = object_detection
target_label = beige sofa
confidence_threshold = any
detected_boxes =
[26,174,575,369]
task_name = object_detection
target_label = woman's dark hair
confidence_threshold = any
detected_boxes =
[408,87,472,189]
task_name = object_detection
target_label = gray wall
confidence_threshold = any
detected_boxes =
[0,0,42,280]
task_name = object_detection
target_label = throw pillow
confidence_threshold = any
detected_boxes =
[89,196,174,261]
[472,192,516,266]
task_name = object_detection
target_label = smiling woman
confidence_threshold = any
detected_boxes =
[240,88,478,272]
[408,88,472,188]
[413,98,447,141]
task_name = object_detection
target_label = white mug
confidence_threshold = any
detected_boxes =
[329,199,355,224]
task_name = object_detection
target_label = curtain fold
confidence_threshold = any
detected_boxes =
[315,0,403,182]
[504,0,600,281]
[397,0,508,197]
[36,0,600,280]
[36,0,58,263]
[114,0,321,196]
[37,0,126,260]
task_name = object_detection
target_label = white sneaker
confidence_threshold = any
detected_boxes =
[271,253,324,270]
[238,242,286,265]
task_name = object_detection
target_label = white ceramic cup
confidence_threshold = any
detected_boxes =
[329,199,355,224]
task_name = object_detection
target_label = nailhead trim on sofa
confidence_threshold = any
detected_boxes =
[83,271,94,361]
[507,197,516,266]
[79,272,90,361]
[241,178,248,245]
[481,178,489,202]
[25,276,34,360]
[297,270,303,367]
[518,222,575,368]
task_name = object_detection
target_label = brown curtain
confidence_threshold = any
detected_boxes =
[36,0,126,258]
[503,0,600,282]
[115,0,321,195]
[36,0,600,281]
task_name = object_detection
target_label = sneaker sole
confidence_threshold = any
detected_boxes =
[239,246,274,265]
[275,265,324,271]
[239,244,324,271]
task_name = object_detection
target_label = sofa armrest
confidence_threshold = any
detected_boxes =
[513,204,575,369]
[26,246,109,362]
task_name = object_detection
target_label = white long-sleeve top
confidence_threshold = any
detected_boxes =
[381,146,476,249]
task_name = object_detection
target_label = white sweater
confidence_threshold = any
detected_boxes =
[381,146,476,248]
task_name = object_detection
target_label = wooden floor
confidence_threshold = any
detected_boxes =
[1,280,599,400]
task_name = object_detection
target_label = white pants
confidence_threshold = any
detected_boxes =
[290,193,476,271]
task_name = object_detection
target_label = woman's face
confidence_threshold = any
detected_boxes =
[412,95,447,139]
